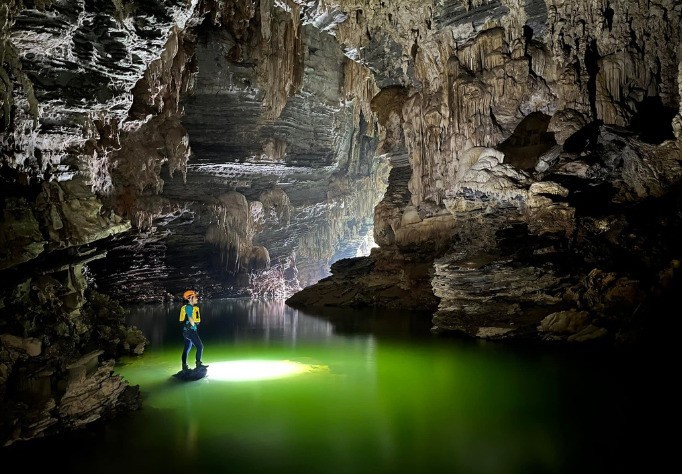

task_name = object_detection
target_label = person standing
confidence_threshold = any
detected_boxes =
[180,290,207,371]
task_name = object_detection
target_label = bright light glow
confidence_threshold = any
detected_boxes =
[207,360,321,382]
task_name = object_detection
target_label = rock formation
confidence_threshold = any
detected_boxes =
[290,0,682,348]
[1,0,681,445]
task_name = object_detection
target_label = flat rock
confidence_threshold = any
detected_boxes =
[173,366,208,381]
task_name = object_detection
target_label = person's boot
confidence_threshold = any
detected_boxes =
[196,361,208,369]
[182,363,190,372]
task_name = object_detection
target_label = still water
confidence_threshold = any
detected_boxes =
[4,298,671,473]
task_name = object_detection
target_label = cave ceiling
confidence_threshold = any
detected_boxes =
[2,0,394,301]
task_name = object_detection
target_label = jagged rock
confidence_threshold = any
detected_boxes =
[547,109,589,146]
[444,150,532,213]
[538,310,609,343]
[0,335,41,358]
[534,145,563,174]
[287,247,440,312]
[526,181,575,237]
[1,354,140,446]
[538,310,590,334]
[0,198,45,271]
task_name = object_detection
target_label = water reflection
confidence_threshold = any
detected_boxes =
[127,298,335,347]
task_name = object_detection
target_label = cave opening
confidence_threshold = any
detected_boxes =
[496,112,556,171]
[629,96,676,144]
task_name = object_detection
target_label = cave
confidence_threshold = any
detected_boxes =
[1,1,681,472]
[630,96,677,144]
[496,112,556,171]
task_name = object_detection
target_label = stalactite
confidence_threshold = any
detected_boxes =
[257,0,305,120]
[205,191,269,274]
[0,0,39,132]
[296,171,388,265]
[260,187,292,226]
[342,59,379,131]
[104,27,194,222]
[457,27,508,74]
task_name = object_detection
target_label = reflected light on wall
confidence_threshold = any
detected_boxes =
[207,360,321,381]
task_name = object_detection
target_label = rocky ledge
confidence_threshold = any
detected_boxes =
[289,125,682,347]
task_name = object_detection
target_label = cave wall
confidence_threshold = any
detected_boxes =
[288,0,682,345]
[0,0,387,445]
[3,0,389,304]
[83,1,388,302]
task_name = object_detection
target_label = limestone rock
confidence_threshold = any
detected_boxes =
[538,310,609,343]
[547,109,589,146]
[0,335,42,358]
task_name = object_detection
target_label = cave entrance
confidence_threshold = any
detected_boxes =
[497,112,556,171]
[630,96,676,144]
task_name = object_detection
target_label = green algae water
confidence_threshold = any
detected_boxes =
[3,298,671,473]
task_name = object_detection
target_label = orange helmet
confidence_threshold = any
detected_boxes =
[183,290,198,300]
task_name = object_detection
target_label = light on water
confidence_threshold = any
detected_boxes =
[207,359,321,381]
[3,298,671,474]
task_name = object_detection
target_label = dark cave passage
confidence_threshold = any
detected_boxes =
[497,112,556,171]
[629,96,676,144]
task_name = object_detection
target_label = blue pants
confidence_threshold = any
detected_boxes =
[182,329,204,366]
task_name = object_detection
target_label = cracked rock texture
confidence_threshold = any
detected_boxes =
[1,0,682,445]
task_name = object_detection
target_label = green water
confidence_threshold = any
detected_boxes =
[3,298,671,473]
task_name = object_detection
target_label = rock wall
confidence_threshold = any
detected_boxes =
[289,0,682,346]
[84,1,387,302]
[1,0,198,446]
[1,0,387,445]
